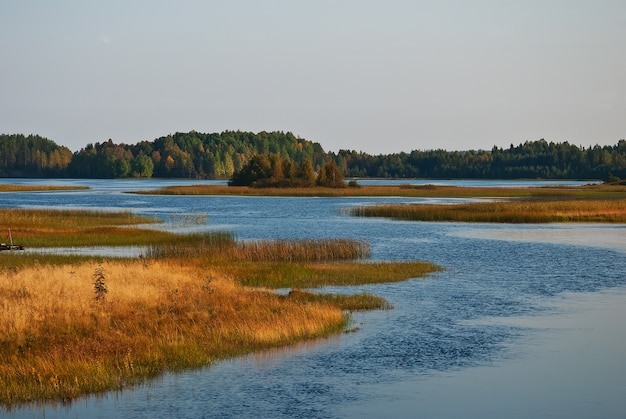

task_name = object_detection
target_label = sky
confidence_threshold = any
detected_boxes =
[1,1,625,154]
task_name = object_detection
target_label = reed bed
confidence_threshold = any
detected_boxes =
[134,183,626,198]
[0,185,89,193]
[0,208,174,248]
[146,237,370,262]
[350,198,626,223]
[0,208,156,228]
[233,239,370,262]
[144,232,236,258]
[0,260,346,405]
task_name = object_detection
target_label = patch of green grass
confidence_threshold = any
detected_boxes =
[284,289,393,311]
[218,260,442,288]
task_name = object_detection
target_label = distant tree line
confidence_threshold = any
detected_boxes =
[2,132,626,181]
[332,139,626,180]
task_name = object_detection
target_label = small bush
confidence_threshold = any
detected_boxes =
[93,262,107,303]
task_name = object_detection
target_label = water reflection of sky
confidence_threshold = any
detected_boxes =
[338,287,626,419]
[455,224,626,254]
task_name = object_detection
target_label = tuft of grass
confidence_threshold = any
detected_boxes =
[351,198,626,223]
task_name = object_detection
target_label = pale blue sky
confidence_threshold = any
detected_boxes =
[1,1,625,153]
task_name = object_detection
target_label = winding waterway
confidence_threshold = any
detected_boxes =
[2,179,625,418]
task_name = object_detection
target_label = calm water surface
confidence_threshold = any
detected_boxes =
[1,179,624,418]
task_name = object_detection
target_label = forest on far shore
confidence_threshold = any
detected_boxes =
[1,131,626,181]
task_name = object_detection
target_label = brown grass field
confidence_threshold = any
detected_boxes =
[0,260,345,404]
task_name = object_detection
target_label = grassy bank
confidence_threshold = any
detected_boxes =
[351,198,626,223]
[0,208,440,406]
[0,260,346,404]
[0,185,89,193]
[1,208,171,248]
[133,183,626,198]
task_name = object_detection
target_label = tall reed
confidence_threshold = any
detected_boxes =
[146,237,371,262]
[144,232,236,258]
[233,239,371,262]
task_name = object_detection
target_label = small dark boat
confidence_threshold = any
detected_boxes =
[0,229,24,251]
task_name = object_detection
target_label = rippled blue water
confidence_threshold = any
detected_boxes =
[2,179,625,418]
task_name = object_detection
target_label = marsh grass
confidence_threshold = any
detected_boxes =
[134,183,626,198]
[232,239,370,262]
[351,198,626,223]
[218,260,442,288]
[0,208,441,406]
[146,237,370,262]
[0,261,346,405]
[0,208,154,228]
[0,185,89,193]
[0,208,172,248]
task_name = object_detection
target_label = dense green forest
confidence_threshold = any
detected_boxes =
[1,132,626,180]
[0,134,73,177]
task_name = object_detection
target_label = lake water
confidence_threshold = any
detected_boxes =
[1,179,625,418]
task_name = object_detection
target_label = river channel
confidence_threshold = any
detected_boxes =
[2,179,625,418]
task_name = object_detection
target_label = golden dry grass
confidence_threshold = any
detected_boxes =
[134,183,626,198]
[0,260,345,404]
[0,208,172,247]
[0,185,89,193]
[0,207,441,405]
[351,198,626,223]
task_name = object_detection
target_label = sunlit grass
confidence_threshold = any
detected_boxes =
[0,185,89,192]
[0,260,346,405]
[0,207,442,405]
[0,208,167,248]
[351,198,626,223]
[214,260,442,288]
[133,183,626,198]
[284,289,393,311]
